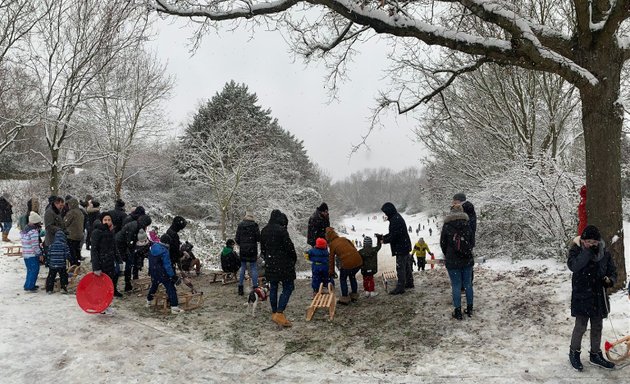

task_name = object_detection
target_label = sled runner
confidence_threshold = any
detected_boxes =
[209,271,237,285]
[67,264,87,290]
[605,335,630,364]
[154,291,204,312]
[381,270,398,292]
[2,245,22,257]
[305,282,336,321]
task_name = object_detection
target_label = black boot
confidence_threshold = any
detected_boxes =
[452,307,463,320]
[569,348,583,371]
[464,304,473,317]
[589,350,615,370]
[124,279,133,292]
[114,290,123,298]
[238,285,244,296]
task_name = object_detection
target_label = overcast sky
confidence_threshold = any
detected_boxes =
[150,17,423,181]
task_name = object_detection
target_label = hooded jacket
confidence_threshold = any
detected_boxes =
[260,210,297,281]
[359,242,381,276]
[47,231,70,269]
[0,196,12,222]
[148,241,175,280]
[63,198,84,241]
[381,202,412,256]
[20,224,42,259]
[166,216,187,266]
[235,218,260,262]
[115,215,152,252]
[307,208,330,247]
[44,204,64,246]
[326,227,362,275]
[91,220,120,273]
[220,246,240,273]
[568,237,617,318]
[109,200,128,233]
[440,210,474,269]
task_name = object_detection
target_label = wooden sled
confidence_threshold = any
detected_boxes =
[209,271,238,285]
[67,264,87,290]
[426,258,444,265]
[154,290,204,312]
[605,335,630,363]
[305,282,336,321]
[132,276,152,294]
[2,245,22,257]
[381,270,398,293]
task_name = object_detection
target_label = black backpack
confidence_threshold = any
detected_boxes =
[450,225,473,258]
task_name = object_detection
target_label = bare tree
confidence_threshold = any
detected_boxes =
[22,0,150,194]
[151,0,630,288]
[85,48,173,199]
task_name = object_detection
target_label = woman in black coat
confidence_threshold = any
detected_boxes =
[91,213,123,297]
[260,209,296,327]
[567,225,617,371]
[235,212,260,295]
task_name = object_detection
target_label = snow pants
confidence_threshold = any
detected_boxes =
[23,256,40,290]
[311,263,330,292]
[362,274,375,292]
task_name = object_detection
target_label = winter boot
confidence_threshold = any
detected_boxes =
[337,295,351,305]
[170,306,184,314]
[589,350,615,370]
[569,348,583,371]
[370,291,379,297]
[272,312,283,326]
[452,307,463,320]
[276,312,292,327]
[124,281,133,292]
[2,232,8,242]
[389,287,405,295]
[238,285,244,296]
[146,300,152,308]
[464,304,473,317]
[349,292,359,302]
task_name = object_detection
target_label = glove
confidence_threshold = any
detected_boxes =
[94,270,102,276]
[603,276,614,288]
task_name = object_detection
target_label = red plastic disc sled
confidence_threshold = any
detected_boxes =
[76,272,114,314]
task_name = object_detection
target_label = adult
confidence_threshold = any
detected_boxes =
[235,211,260,296]
[20,212,43,292]
[63,198,84,266]
[567,225,617,371]
[452,193,477,248]
[307,202,330,247]
[18,198,40,231]
[85,200,101,251]
[91,212,123,298]
[166,216,187,270]
[122,206,146,226]
[44,196,65,249]
[109,199,127,234]
[115,214,152,292]
[261,209,297,327]
[440,204,474,320]
[326,227,363,304]
[0,193,13,242]
[380,202,412,295]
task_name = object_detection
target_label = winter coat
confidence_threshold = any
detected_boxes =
[115,215,152,252]
[568,237,617,318]
[440,211,474,270]
[235,219,260,262]
[86,206,101,234]
[20,224,42,259]
[220,246,241,273]
[307,208,330,247]
[166,216,187,267]
[412,241,432,258]
[260,209,297,282]
[359,243,381,276]
[63,199,84,241]
[91,220,120,273]
[44,204,64,246]
[307,247,329,266]
[461,201,477,248]
[47,231,70,269]
[381,203,412,256]
[148,242,175,280]
[326,227,362,274]
[122,206,146,227]
[109,204,128,234]
[0,196,13,222]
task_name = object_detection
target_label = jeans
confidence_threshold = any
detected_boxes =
[340,266,360,296]
[147,276,179,307]
[1,221,11,233]
[23,257,40,290]
[46,267,68,292]
[239,261,258,288]
[570,316,604,352]
[447,265,473,308]
[269,280,294,313]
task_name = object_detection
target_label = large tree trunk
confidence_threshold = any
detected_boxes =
[580,60,626,290]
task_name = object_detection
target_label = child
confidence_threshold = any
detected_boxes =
[359,236,381,297]
[148,226,160,243]
[220,239,240,275]
[46,230,70,294]
[20,212,43,292]
[180,241,201,276]
[133,229,150,279]
[308,237,331,295]
[146,234,183,314]
[411,238,434,271]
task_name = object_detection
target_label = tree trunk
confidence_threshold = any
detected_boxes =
[580,67,626,290]
[114,176,123,200]
[49,149,60,196]
[220,206,227,241]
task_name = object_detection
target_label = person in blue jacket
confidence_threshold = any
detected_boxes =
[146,233,183,314]
[307,237,332,294]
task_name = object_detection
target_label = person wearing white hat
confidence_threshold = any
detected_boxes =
[20,212,44,292]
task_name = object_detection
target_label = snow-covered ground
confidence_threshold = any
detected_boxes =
[0,214,628,383]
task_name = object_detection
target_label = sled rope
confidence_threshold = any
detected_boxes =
[603,287,621,341]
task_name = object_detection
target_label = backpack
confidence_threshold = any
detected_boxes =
[450,225,473,258]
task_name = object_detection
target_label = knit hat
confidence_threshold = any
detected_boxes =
[136,229,149,246]
[159,233,171,245]
[363,236,373,248]
[581,225,601,241]
[315,237,327,249]
[318,202,329,212]
[28,211,42,224]
[453,193,467,202]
